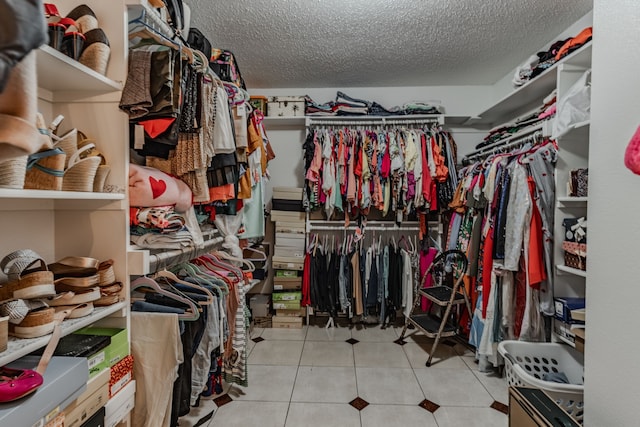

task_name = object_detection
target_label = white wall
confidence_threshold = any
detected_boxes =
[584,2,640,424]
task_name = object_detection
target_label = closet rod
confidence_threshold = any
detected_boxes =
[128,3,174,40]
[462,121,548,163]
[308,225,419,232]
[306,115,444,128]
[147,236,224,273]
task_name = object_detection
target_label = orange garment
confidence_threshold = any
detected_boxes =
[555,27,592,61]
[209,183,235,202]
[432,135,448,182]
[237,168,252,199]
[247,117,267,172]
[527,177,546,287]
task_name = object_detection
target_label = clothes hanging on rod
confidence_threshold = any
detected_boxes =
[303,226,425,326]
[130,249,254,426]
[302,123,458,225]
[448,138,558,369]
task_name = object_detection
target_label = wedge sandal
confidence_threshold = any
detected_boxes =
[94,282,122,306]
[53,302,93,319]
[10,306,56,339]
[54,275,100,288]
[47,287,100,306]
[0,250,55,302]
[98,259,115,285]
[48,256,99,278]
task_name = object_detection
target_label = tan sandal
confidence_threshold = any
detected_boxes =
[98,259,115,285]
[46,287,100,306]
[48,256,99,278]
[0,250,55,302]
[53,302,94,319]
[62,143,101,192]
[94,282,122,306]
[54,275,100,288]
[9,305,56,339]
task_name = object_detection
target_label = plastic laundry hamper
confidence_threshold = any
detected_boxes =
[497,341,585,423]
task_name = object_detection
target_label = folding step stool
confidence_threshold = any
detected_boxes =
[397,249,472,367]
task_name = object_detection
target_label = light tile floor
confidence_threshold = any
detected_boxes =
[179,322,509,427]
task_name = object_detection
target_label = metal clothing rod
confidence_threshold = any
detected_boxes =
[463,122,547,162]
[308,225,419,232]
[306,114,444,128]
[148,235,224,273]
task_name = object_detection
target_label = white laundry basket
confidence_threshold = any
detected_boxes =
[497,341,584,423]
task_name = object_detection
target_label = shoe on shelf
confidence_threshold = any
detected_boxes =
[0,367,43,402]
[0,250,55,302]
[0,299,56,339]
[48,256,99,278]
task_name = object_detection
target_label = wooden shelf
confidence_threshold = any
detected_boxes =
[470,42,592,126]
[556,264,587,278]
[0,302,127,367]
[36,45,122,94]
[0,189,125,200]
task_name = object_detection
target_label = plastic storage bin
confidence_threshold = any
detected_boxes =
[497,341,584,423]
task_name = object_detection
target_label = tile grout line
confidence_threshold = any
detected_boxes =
[283,326,310,427]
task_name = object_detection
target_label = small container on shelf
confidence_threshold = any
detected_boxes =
[249,96,268,113]
[562,241,587,271]
[267,96,305,117]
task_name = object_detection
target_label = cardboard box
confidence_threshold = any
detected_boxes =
[272,315,304,328]
[272,291,302,301]
[109,355,134,398]
[63,369,110,427]
[272,256,304,270]
[250,294,271,317]
[276,309,306,317]
[76,328,129,368]
[270,210,306,222]
[105,380,135,427]
[273,300,302,310]
[509,387,580,427]
[275,222,305,234]
[553,319,577,344]
[273,187,304,200]
[274,246,305,259]
[79,407,105,427]
[273,277,302,291]
[267,96,305,117]
[554,297,585,323]
[276,270,300,278]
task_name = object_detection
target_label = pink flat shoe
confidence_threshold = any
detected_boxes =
[0,367,43,402]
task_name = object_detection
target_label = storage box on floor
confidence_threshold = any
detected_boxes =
[509,387,580,427]
[270,187,305,328]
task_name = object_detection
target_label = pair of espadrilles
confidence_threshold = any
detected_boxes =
[0,250,120,339]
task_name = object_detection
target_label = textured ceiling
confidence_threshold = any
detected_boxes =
[187,0,592,88]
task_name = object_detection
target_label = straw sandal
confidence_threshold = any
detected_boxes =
[48,256,99,278]
[46,286,100,306]
[79,28,110,76]
[62,143,101,192]
[51,128,78,169]
[77,137,110,192]
[54,275,100,288]
[98,259,115,285]
[0,250,55,302]
[24,147,66,191]
[53,302,94,319]
[94,282,122,307]
[10,305,56,339]
[65,4,98,34]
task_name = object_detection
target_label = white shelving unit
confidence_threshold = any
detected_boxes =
[551,42,591,350]
[0,0,131,423]
[467,42,592,127]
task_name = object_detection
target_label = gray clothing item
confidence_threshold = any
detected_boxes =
[526,145,558,316]
[0,0,47,91]
[504,163,531,271]
[190,303,221,406]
